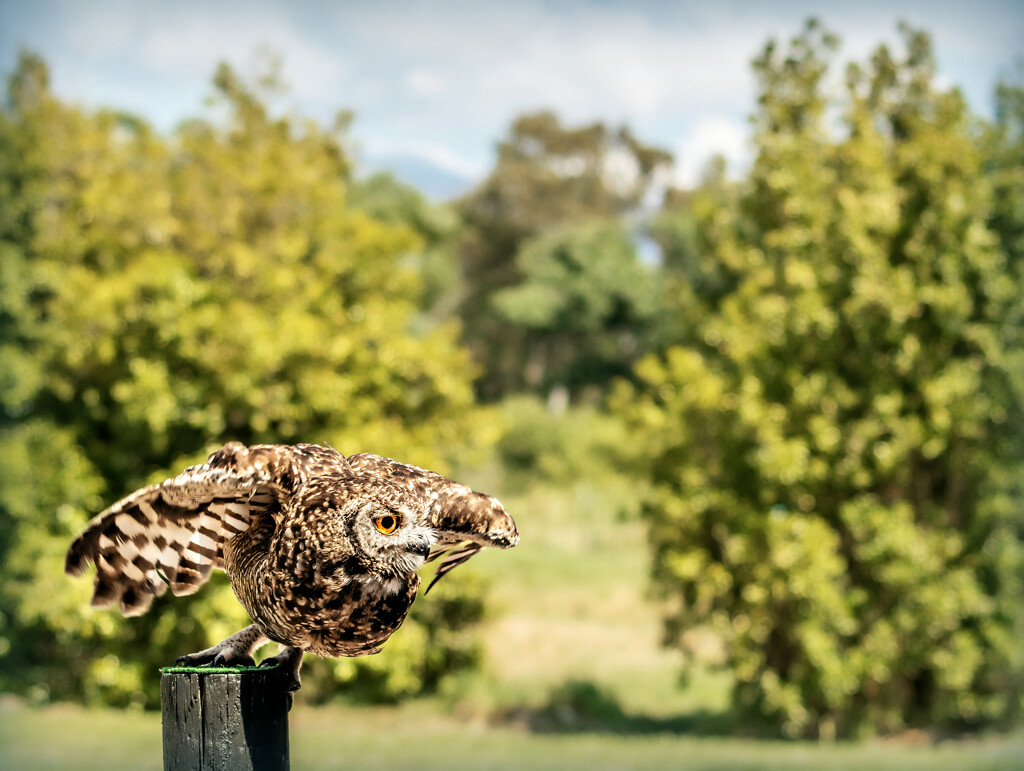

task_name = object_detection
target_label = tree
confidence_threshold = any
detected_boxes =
[0,53,488,707]
[457,111,672,400]
[491,220,660,399]
[649,158,748,349]
[614,22,1024,738]
[986,73,1024,404]
[348,171,463,323]
[987,73,1024,271]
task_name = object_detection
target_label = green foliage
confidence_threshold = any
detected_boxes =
[492,221,660,396]
[986,73,1024,408]
[529,680,626,732]
[990,76,1024,261]
[456,112,672,400]
[2,21,1021,740]
[348,171,464,320]
[0,53,492,707]
[649,164,746,348]
[495,395,633,486]
[614,22,1024,738]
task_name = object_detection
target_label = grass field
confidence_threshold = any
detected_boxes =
[2,700,1022,771]
[3,470,1022,770]
[461,474,706,716]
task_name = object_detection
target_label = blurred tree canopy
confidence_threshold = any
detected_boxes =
[491,220,661,400]
[0,53,491,707]
[616,22,1024,738]
[456,111,672,401]
[347,171,464,323]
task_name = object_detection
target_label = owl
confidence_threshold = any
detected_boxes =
[65,442,518,694]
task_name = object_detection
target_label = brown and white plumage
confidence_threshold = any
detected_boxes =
[65,442,518,692]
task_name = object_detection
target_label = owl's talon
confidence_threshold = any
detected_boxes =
[260,646,304,696]
[174,625,267,668]
[212,651,255,668]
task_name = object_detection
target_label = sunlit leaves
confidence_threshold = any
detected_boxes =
[457,111,672,400]
[616,22,1023,738]
[0,53,488,706]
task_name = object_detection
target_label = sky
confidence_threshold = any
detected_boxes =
[1,0,1022,197]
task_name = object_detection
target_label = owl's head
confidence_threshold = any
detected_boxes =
[289,476,437,585]
[299,477,436,583]
[347,493,436,579]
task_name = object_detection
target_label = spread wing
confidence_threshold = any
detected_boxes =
[347,453,519,594]
[65,443,296,617]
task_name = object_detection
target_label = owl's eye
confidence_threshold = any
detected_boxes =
[373,514,401,535]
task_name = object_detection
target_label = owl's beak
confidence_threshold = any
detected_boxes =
[409,539,431,560]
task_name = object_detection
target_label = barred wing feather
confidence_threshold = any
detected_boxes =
[423,541,483,595]
[65,460,282,617]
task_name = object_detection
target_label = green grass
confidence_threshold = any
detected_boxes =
[2,700,1021,771]
[449,473,721,720]
[160,664,277,674]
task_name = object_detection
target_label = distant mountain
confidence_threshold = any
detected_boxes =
[363,153,478,201]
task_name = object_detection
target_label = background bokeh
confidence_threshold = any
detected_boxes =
[1,2,1022,768]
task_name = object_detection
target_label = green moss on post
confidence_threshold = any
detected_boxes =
[161,665,290,771]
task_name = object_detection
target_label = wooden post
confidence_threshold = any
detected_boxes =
[161,665,290,771]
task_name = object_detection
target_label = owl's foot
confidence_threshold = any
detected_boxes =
[175,624,268,668]
[259,645,304,694]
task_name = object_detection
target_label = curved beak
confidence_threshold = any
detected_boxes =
[409,538,432,560]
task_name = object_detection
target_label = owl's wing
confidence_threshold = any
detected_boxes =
[423,541,484,594]
[423,485,520,594]
[65,443,297,617]
[347,453,519,594]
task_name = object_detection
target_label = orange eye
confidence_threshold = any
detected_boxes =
[373,514,400,535]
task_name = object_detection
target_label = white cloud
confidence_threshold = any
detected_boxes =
[364,137,485,180]
[63,0,140,56]
[7,0,1019,185]
[404,68,445,96]
[338,1,756,122]
[148,12,343,102]
[60,1,346,104]
[675,117,751,189]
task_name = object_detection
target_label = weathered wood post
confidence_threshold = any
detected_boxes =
[161,665,290,771]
